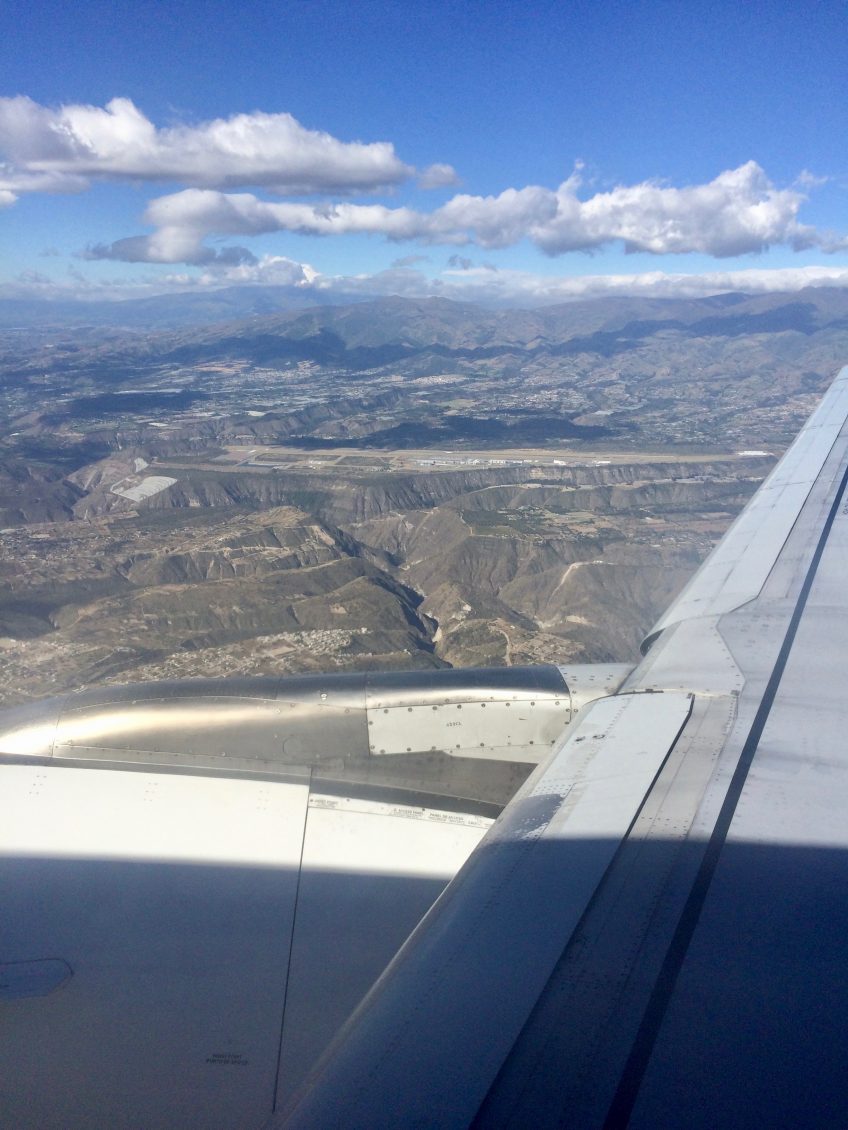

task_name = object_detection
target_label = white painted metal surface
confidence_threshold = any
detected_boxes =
[0,767,310,1129]
[280,692,692,1128]
[0,765,490,1129]
[276,795,490,1106]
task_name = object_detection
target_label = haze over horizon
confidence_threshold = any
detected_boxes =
[2,0,847,308]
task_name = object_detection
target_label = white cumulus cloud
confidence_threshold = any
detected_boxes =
[537,161,815,256]
[84,162,836,267]
[417,163,461,189]
[86,189,430,263]
[0,95,425,196]
[197,254,319,287]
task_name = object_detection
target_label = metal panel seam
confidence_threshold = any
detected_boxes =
[271,770,313,1114]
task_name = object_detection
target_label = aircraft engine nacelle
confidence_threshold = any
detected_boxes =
[0,663,632,808]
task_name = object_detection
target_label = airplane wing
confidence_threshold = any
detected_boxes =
[3,366,848,1128]
[279,364,848,1129]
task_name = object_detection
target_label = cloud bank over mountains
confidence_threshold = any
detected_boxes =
[189,258,848,305]
[2,95,846,303]
[14,254,847,308]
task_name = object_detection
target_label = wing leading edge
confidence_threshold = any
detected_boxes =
[280,366,848,1129]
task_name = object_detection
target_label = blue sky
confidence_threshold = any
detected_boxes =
[2,0,847,305]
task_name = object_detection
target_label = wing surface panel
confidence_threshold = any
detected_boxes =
[0,766,311,1130]
[0,762,493,1128]
[275,795,490,1109]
